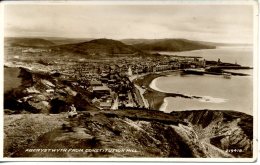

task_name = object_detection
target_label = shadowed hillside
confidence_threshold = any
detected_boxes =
[55,38,143,56]
[128,39,216,52]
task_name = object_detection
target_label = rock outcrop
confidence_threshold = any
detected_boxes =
[4,67,85,114]
[4,68,253,158]
[7,109,253,158]
[170,110,253,158]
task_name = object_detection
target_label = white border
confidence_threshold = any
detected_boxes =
[0,0,258,5]
[0,0,258,162]
[0,1,5,162]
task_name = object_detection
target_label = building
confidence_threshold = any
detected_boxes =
[99,101,112,110]
[92,85,111,98]
[153,64,172,72]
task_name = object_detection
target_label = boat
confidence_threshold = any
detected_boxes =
[223,73,232,79]
[182,68,205,75]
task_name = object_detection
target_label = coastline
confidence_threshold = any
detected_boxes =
[132,70,191,110]
[134,84,149,109]
[132,70,252,116]
[159,97,168,111]
[132,72,167,110]
[149,76,161,92]
[148,76,170,112]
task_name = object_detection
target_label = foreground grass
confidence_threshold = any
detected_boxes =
[4,113,67,157]
[4,109,252,158]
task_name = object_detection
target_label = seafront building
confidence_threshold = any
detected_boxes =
[5,46,213,110]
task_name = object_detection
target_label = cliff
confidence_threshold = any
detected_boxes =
[4,68,253,158]
[5,109,253,158]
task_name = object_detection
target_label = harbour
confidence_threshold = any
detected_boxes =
[150,69,253,115]
[134,46,253,115]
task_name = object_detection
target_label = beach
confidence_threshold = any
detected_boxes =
[159,98,168,111]
[133,69,252,115]
[133,71,190,111]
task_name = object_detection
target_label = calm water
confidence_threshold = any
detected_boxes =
[159,46,253,67]
[153,72,253,115]
[153,47,254,115]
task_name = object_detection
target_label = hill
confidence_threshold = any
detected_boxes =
[122,39,216,52]
[4,67,253,158]
[55,38,142,56]
[5,109,253,158]
[42,37,94,45]
[121,39,155,45]
[5,37,55,47]
[5,37,217,55]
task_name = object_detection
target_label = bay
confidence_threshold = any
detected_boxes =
[152,47,254,115]
[158,46,253,67]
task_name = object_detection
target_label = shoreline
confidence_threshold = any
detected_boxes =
[132,72,169,110]
[134,84,149,109]
[159,97,168,112]
[132,70,252,116]
[132,70,192,110]
[148,76,162,92]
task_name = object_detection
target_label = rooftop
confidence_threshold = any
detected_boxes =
[100,102,112,107]
[93,85,110,91]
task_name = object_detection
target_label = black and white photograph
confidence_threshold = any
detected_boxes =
[1,0,258,161]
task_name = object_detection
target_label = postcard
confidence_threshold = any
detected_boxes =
[0,0,258,162]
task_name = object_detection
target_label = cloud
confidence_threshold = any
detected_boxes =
[4,4,254,43]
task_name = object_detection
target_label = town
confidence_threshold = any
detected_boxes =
[5,45,249,112]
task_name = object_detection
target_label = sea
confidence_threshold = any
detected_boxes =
[159,45,253,66]
[151,46,254,115]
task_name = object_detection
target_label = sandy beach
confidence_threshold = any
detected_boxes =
[132,71,190,111]
[132,71,229,113]
[147,70,252,115]
[149,77,161,92]
[149,78,170,112]
[159,98,168,112]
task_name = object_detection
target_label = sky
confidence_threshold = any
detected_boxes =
[4,3,255,44]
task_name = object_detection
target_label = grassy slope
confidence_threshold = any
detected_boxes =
[4,113,67,157]
[132,39,216,52]
[56,39,140,56]
[7,109,252,158]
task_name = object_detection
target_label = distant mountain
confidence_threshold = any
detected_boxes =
[5,37,219,55]
[42,37,94,45]
[121,39,155,45]
[55,38,142,56]
[122,39,216,52]
[5,37,55,47]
